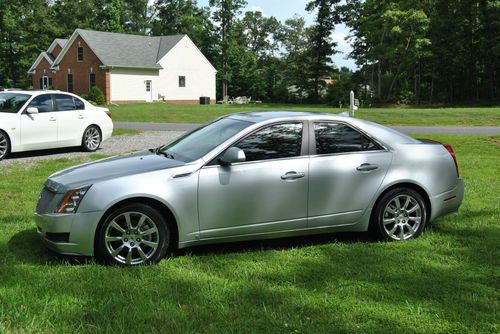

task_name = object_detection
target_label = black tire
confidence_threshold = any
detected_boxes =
[0,130,10,161]
[82,125,102,152]
[97,203,170,265]
[371,188,427,241]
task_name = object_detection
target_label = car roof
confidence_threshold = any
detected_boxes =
[1,90,64,95]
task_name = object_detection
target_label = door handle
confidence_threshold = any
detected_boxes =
[49,117,56,122]
[281,171,305,180]
[78,115,84,119]
[356,163,378,172]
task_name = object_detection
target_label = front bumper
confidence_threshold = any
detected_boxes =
[429,178,464,221]
[35,211,103,256]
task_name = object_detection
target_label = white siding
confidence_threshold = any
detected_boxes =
[109,68,160,102]
[156,36,216,101]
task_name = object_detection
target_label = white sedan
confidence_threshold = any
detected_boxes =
[0,90,113,160]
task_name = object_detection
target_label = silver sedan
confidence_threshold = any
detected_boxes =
[35,112,464,265]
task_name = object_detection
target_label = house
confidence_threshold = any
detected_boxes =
[28,29,217,104]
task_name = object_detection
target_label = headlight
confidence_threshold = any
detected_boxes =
[56,185,92,214]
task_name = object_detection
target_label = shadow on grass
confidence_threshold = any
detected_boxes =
[6,146,104,160]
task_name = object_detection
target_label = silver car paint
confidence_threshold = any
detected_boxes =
[35,112,464,256]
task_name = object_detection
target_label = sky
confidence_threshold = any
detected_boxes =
[196,0,357,70]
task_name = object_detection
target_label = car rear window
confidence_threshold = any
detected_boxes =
[54,94,76,111]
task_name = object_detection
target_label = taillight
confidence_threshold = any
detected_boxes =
[443,144,459,177]
[105,111,112,119]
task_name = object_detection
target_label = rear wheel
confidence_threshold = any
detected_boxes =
[82,125,101,152]
[0,131,10,161]
[372,188,427,241]
[97,203,170,265]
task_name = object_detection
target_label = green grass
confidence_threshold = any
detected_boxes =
[0,136,499,333]
[108,103,500,126]
[112,128,142,136]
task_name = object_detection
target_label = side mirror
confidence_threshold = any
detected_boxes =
[26,107,39,114]
[219,147,246,165]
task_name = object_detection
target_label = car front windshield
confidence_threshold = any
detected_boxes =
[0,93,31,114]
[159,117,253,162]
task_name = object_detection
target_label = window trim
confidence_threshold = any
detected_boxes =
[205,121,308,167]
[77,46,84,62]
[309,120,388,157]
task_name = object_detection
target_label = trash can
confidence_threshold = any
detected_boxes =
[199,96,210,105]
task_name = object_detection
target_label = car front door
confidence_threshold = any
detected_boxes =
[198,122,309,239]
[54,94,86,146]
[308,121,393,227]
[20,94,58,150]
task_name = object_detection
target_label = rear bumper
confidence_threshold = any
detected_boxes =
[35,211,102,256]
[429,179,464,221]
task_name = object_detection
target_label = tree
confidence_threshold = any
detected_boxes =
[209,0,247,99]
[306,0,341,102]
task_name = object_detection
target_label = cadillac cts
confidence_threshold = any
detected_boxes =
[35,112,464,265]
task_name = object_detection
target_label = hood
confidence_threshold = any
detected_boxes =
[47,150,185,192]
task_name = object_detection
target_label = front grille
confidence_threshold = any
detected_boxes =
[36,187,56,214]
[45,232,70,243]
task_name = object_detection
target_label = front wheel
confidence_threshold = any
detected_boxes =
[0,131,10,161]
[97,204,170,265]
[372,188,427,241]
[82,125,101,152]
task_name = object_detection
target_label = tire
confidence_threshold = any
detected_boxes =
[97,203,170,265]
[82,125,101,152]
[371,188,427,241]
[0,130,10,161]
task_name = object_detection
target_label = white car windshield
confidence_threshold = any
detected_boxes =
[158,117,253,162]
[0,93,31,113]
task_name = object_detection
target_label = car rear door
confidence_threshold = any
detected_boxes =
[197,122,309,239]
[308,121,392,227]
[54,94,86,146]
[20,94,58,150]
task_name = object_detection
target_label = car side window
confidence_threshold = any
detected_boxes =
[74,97,85,110]
[27,94,53,113]
[54,94,76,111]
[314,122,382,154]
[235,123,303,162]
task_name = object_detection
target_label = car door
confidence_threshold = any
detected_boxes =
[20,94,58,150]
[308,121,393,228]
[198,122,309,239]
[54,94,85,146]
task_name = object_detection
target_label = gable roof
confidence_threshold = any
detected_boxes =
[52,29,186,70]
[27,52,55,74]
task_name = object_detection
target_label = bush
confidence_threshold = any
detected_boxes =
[87,86,105,105]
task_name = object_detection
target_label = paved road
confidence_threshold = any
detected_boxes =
[115,121,500,135]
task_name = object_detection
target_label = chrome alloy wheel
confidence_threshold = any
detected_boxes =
[382,195,422,240]
[0,132,7,160]
[104,211,160,265]
[84,127,101,151]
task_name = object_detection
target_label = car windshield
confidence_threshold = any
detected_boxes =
[158,117,253,162]
[0,93,31,113]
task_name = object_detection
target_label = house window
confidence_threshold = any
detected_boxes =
[39,76,52,90]
[178,76,186,87]
[67,74,73,93]
[77,46,84,61]
[146,81,151,92]
[89,73,96,90]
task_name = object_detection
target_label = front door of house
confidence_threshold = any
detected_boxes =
[145,80,152,102]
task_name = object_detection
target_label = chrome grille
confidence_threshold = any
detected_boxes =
[36,187,56,214]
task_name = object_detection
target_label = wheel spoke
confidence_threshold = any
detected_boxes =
[124,213,132,230]
[399,226,405,240]
[406,224,416,234]
[126,248,132,265]
[383,218,396,225]
[402,196,411,210]
[407,205,419,214]
[386,206,396,215]
[137,246,148,261]
[409,216,421,222]
[111,244,124,257]
[142,240,158,248]
[110,221,125,233]
[105,236,123,242]
[136,215,147,230]
[394,198,401,210]
[141,226,158,236]
[388,225,397,235]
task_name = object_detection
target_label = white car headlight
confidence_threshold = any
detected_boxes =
[56,185,92,214]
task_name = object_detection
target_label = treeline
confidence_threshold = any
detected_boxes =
[0,0,498,105]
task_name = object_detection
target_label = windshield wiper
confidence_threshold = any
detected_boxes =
[156,149,175,160]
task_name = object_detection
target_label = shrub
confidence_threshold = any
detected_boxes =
[87,86,105,105]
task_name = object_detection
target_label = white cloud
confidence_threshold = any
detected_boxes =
[249,5,265,14]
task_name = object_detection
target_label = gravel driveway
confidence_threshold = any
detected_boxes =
[1,131,184,168]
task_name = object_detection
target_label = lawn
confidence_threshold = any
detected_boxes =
[108,103,500,126]
[0,135,498,333]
